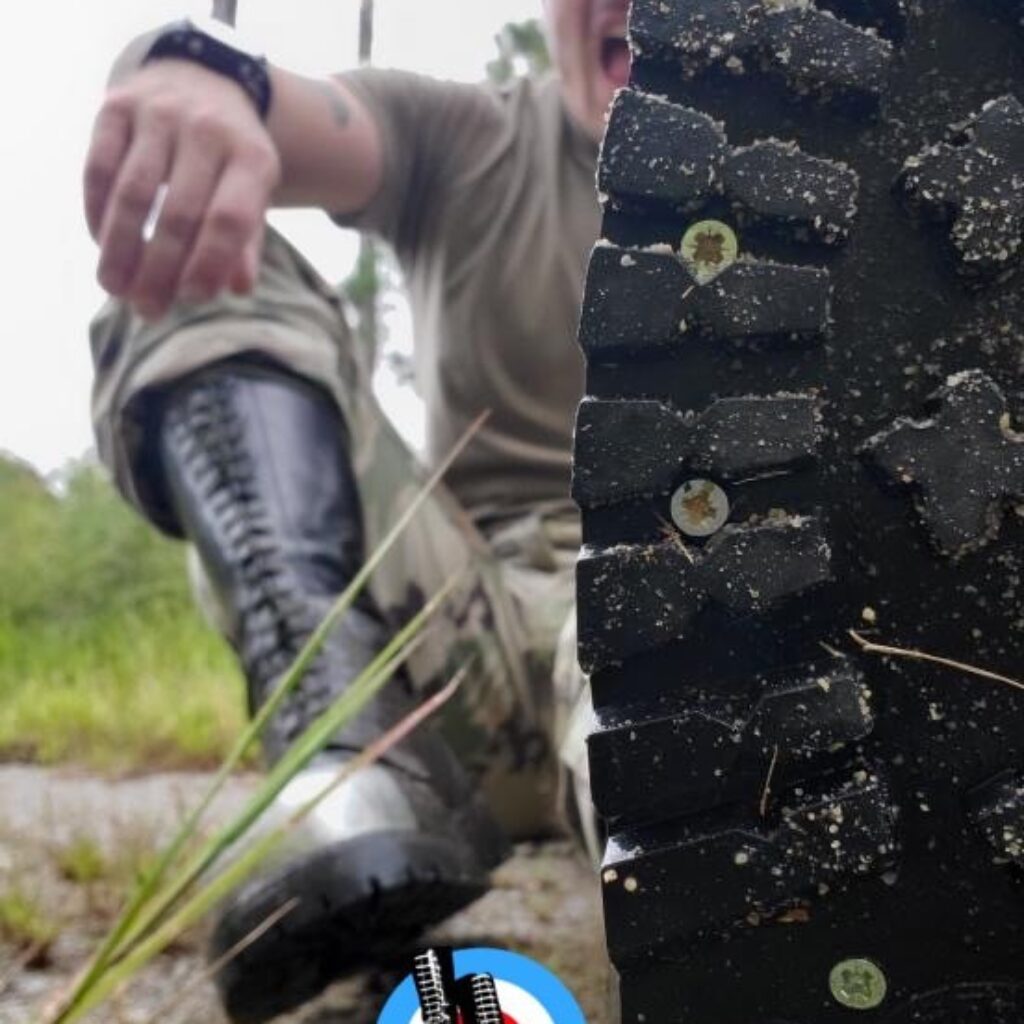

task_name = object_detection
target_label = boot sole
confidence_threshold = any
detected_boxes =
[576,2,1024,1020]
[210,830,493,1024]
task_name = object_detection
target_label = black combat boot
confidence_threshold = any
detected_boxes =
[575,2,1024,1021]
[154,358,508,1023]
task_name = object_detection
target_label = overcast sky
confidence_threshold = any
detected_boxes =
[1,0,539,474]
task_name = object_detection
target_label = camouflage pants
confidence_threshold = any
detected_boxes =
[90,227,595,843]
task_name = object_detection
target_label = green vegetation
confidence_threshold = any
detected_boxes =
[44,436,467,1024]
[54,835,110,886]
[0,453,244,771]
[50,830,178,925]
[0,884,59,961]
[487,19,551,84]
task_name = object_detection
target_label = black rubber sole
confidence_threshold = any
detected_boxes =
[575,2,1024,1021]
[210,830,492,1024]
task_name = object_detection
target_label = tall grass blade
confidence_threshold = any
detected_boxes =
[139,898,300,1024]
[49,634,414,1024]
[48,412,485,1021]
[64,670,464,1022]
[109,578,454,964]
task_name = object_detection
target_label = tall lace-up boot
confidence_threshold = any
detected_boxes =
[155,357,507,1023]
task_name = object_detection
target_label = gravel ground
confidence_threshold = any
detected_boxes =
[0,767,608,1024]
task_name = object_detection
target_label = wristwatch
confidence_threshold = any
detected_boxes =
[142,18,272,120]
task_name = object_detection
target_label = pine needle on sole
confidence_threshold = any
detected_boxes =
[849,630,1024,693]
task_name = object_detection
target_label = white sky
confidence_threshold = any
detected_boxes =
[1,0,538,474]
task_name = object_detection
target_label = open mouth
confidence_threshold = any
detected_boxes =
[600,34,631,89]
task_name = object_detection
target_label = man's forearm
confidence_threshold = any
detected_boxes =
[86,26,384,320]
[103,26,385,215]
[266,67,382,214]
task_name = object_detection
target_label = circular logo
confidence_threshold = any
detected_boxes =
[377,948,586,1024]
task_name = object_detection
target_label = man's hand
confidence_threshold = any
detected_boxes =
[84,58,282,321]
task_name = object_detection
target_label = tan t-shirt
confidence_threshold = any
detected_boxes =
[336,70,601,525]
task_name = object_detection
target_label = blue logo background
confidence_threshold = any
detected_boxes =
[376,947,586,1023]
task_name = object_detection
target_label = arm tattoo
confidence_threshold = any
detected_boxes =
[316,79,352,129]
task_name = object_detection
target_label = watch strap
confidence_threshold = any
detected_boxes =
[143,21,272,120]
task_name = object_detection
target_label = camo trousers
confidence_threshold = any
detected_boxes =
[90,226,595,843]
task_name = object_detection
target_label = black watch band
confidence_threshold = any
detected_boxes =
[143,20,272,120]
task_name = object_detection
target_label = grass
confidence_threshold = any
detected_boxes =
[38,420,480,1024]
[54,836,110,886]
[50,829,202,932]
[0,884,59,963]
[0,454,247,772]
[0,605,246,771]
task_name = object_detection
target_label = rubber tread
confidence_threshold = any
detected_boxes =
[578,243,831,360]
[576,1,1024,1020]
[588,663,873,824]
[573,393,822,508]
[577,517,831,673]
[899,95,1024,280]
[602,770,896,961]
[862,369,1024,555]
[629,0,894,100]
[601,88,859,242]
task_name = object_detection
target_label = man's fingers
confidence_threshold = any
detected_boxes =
[129,132,226,320]
[83,103,132,241]
[85,62,281,312]
[96,109,174,296]
[228,220,265,295]
[178,152,277,302]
